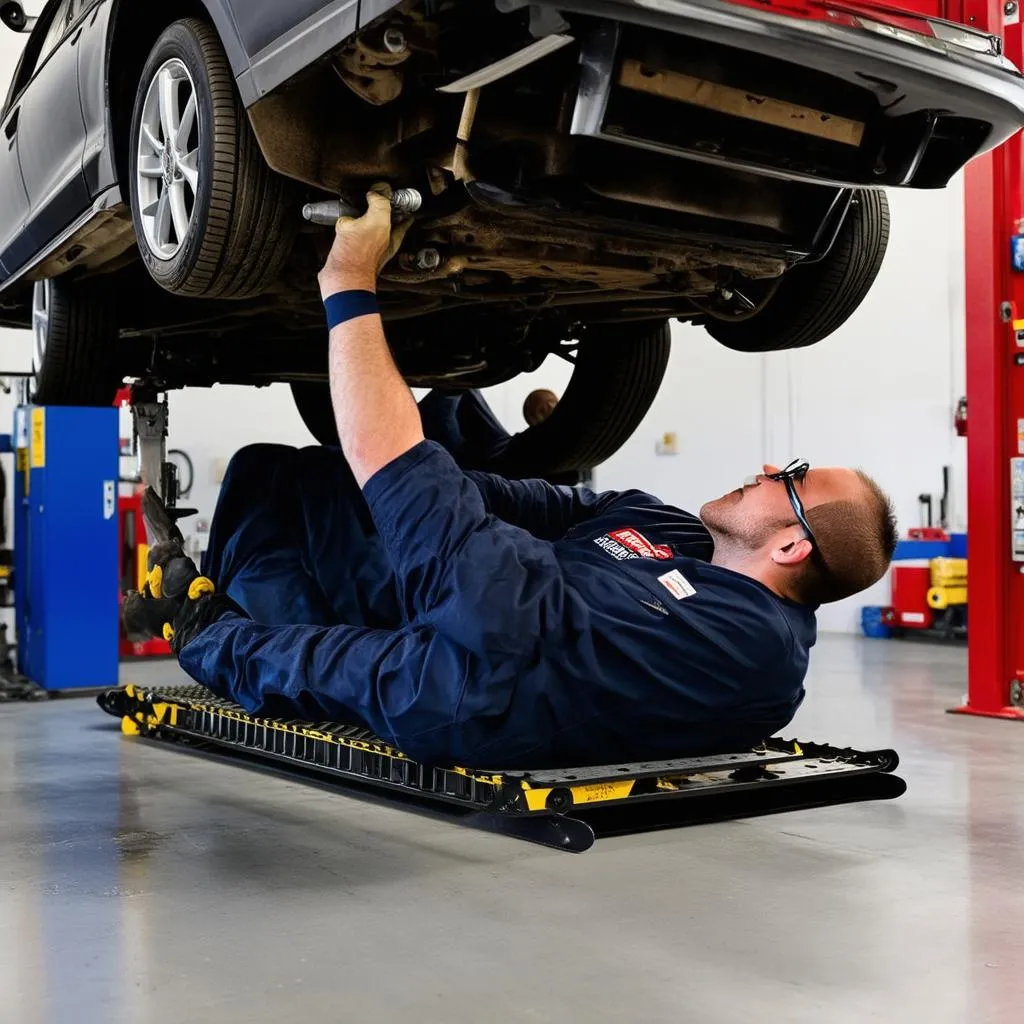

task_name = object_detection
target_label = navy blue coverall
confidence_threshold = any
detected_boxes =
[180,395,816,769]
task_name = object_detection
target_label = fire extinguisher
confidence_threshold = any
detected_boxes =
[954,396,967,437]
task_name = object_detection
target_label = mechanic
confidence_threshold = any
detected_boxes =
[123,190,898,770]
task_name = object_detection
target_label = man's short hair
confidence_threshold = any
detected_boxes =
[790,471,898,606]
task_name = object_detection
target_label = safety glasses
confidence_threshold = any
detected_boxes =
[765,459,819,552]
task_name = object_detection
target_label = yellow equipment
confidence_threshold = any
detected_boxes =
[927,557,967,610]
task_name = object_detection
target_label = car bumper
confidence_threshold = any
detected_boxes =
[550,0,1024,187]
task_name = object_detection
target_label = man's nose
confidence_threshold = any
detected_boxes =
[763,464,781,477]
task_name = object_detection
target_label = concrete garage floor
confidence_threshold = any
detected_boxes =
[1,636,1023,1024]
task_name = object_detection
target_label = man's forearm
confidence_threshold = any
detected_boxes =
[328,313,425,488]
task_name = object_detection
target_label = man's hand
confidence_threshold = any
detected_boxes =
[317,184,412,298]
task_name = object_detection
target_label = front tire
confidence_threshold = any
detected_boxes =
[30,278,120,406]
[128,18,297,299]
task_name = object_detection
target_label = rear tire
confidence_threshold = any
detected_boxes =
[705,189,890,352]
[291,381,339,447]
[128,18,297,299]
[289,320,671,477]
[489,321,671,477]
[30,278,120,406]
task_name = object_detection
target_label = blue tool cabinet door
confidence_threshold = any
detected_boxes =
[16,406,119,690]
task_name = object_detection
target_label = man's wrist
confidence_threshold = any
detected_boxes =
[319,273,377,299]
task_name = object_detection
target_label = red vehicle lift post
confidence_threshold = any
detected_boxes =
[954,0,1024,718]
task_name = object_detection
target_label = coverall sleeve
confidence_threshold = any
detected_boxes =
[462,470,626,540]
[362,441,593,657]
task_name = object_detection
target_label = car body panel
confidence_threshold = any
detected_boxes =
[81,0,118,197]
[13,0,91,265]
[0,105,30,268]
[0,183,123,295]
[359,0,405,28]
[239,0,358,105]
[232,0,345,58]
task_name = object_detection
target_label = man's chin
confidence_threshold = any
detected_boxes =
[700,490,741,518]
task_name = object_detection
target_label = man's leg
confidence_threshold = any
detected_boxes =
[417,389,511,469]
[203,443,402,629]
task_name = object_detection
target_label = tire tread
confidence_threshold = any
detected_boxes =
[33,280,119,406]
[706,189,890,353]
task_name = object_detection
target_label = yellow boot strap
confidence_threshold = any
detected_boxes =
[162,623,175,642]
[188,577,215,601]
[146,564,164,599]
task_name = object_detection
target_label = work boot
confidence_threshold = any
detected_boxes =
[121,487,222,651]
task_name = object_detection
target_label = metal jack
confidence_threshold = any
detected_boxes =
[129,385,196,522]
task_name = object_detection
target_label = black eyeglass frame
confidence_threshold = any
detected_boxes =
[765,459,820,554]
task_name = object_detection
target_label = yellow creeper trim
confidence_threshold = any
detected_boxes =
[163,623,175,642]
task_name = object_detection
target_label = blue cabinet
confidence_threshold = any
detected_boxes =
[14,405,119,690]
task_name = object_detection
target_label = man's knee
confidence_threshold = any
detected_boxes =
[221,444,299,497]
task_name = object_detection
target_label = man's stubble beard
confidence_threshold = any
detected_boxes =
[701,499,785,555]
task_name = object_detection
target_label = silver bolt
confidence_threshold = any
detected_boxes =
[384,27,407,53]
[391,188,422,215]
[413,248,442,271]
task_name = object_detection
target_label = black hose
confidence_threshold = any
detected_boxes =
[167,449,194,499]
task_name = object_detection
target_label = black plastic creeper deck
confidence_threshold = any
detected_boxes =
[99,684,907,853]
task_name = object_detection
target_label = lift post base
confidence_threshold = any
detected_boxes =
[947,705,1024,721]
[99,684,906,853]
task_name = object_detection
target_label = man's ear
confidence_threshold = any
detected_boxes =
[771,535,813,567]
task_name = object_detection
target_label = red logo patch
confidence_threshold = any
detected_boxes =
[608,528,672,560]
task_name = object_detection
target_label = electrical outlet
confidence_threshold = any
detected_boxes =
[655,432,679,456]
[212,458,227,484]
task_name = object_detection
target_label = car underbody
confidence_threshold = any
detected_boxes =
[2,0,951,390]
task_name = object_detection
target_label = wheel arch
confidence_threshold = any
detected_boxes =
[105,0,247,206]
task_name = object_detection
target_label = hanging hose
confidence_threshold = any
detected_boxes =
[167,448,194,499]
[452,87,480,183]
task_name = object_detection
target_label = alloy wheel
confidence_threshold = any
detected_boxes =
[136,58,201,261]
[31,279,50,387]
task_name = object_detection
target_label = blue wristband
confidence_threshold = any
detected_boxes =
[323,289,379,330]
